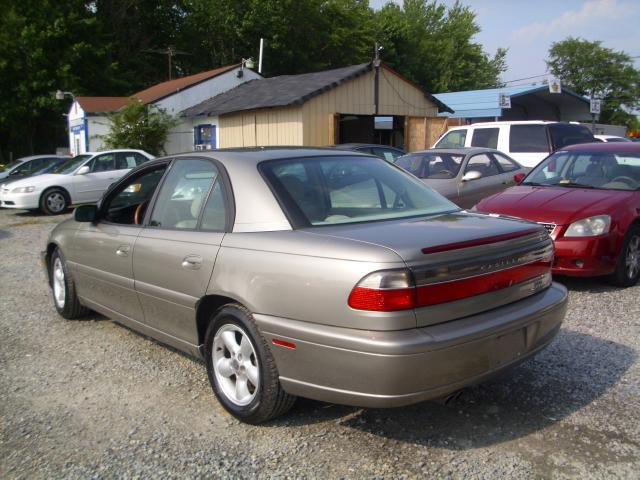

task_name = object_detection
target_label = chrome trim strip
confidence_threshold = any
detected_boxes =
[412,237,553,286]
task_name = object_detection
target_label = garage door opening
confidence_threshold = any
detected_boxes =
[338,114,405,148]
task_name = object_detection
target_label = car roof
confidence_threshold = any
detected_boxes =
[409,147,504,155]
[446,121,584,129]
[559,142,640,152]
[166,147,365,166]
[334,143,404,150]
[15,154,68,162]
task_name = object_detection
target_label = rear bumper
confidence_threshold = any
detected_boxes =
[255,283,568,408]
[551,234,617,277]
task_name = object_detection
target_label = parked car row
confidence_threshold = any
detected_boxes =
[35,133,639,425]
[0,150,154,214]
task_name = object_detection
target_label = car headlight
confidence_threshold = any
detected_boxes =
[564,215,611,237]
[11,186,36,193]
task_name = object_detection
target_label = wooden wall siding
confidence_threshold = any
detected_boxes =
[378,69,438,117]
[219,107,303,147]
[404,116,450,151]
[302,68,439,146]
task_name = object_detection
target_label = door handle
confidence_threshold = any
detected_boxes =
[116,245,130,257]
[181,255,203,270]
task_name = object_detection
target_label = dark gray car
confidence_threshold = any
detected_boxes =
[395,148,527,209]
[43,148,566,423]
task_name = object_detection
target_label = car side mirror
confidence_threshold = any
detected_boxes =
[8,170,20,176]
[76,165,90,175]
[461,170,482,182]
[74,204,98,223]
[513,172,526,184]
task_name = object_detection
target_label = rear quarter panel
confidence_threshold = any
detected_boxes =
[208,231,417,330]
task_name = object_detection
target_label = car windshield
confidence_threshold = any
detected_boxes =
[50,154,92,175]
[395,152,464,179]
[0,161,20,173]
[523,150,640,191]
[261,155,458,226]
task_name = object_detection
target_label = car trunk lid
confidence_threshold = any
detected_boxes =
[307,211,554,327]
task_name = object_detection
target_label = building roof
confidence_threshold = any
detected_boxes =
[132,64,240,104]
[433,84,589,119]
[75,96,129,114]
[182,63,452,117]
[74,64,241,114]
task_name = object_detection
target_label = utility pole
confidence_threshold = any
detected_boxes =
[144,47,192,80]
[373,43,382,115]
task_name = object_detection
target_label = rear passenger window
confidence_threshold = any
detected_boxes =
[509,125,549,153]
[436,129,467,148]
[116,152,148,169]
[466,154,500,177]
[548,124,595,150]
[492,153,519,172]
[200,179,228,231]
[471,128,499,149]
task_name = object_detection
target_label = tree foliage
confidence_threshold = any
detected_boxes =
[374,0,506,93]
[102,100,177,155]
[547,37,640,128]
[0,0,505,161]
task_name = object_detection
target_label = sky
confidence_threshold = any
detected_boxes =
[370,0,640,85]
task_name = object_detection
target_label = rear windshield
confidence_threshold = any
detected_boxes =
[395,152,464,179]
[548,124,595,150]
[260,156,457,227]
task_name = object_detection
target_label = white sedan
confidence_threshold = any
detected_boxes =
[0,150,154,214]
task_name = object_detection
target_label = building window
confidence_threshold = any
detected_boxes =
[195,124,216,150]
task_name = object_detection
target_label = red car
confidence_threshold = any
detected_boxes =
[475,142,640,287]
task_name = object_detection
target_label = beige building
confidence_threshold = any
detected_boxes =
[182,63,452,152]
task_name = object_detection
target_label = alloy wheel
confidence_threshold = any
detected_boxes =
[626,234,640,280]
[52,257,66,308]
[46,192,66,213]
[212,324,259,406]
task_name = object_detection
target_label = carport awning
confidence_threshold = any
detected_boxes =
[433,84,590,120]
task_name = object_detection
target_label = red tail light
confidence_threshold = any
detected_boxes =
[348,270,415,312]
[514,172,526,184]
[349,259,552,312]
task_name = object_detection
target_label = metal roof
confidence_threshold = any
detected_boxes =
[433,84,589,119]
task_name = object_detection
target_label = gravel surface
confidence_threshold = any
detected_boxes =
[1,208,639,479]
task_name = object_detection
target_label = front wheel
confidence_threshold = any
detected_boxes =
[40,188,68,215]
[609,225,640,287]
[204,304,296,424]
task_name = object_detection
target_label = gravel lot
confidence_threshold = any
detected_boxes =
[1,208,639,479]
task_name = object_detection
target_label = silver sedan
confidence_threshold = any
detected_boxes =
[395,148,527,209]
[43,148,566,423]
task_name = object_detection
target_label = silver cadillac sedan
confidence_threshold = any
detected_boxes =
[43,148,567,424]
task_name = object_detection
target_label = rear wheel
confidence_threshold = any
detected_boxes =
[204,304,296,424]
[609,225,640,287]
[40,188,68,215]
[50,248,89,319]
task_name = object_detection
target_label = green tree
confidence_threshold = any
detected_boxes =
[547,37,640,128]
[374,0,506,93]
[102,100,177,155]
[177,0,375,77]
[0,0,118,162]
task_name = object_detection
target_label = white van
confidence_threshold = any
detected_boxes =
[432,121,595,168]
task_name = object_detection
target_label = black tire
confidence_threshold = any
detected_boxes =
[608,224,640,287]
[50,248,89,319]
[40,188,69,215]
[204,304,296,424]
